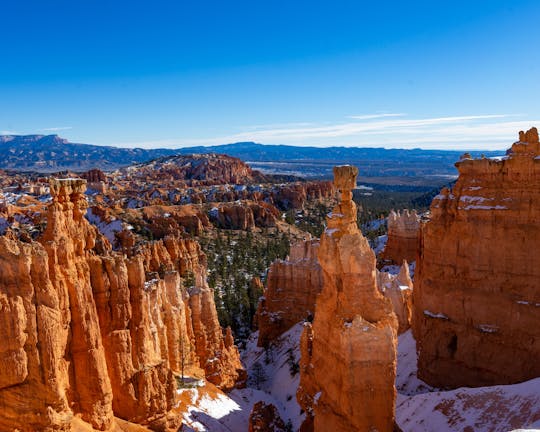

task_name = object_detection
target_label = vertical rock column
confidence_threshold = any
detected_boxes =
[297,165,398,432]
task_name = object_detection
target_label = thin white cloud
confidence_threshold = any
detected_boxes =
[1,130,19,135]
[109,113,537,151]
[347,113,406,120]
[41,126,73,132]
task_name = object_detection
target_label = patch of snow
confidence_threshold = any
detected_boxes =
[423,310,448,320]
[459,195,489,203]
[325,228,339,237]
[396,330,437,396]
[477,324,499,333]
[463,205,508,210]
[373,234,388,255]
[240,323,305,430]
[85,208,123,244]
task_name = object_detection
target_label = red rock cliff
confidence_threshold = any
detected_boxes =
[297,166,398,432]
[414,127,540,388]
[0,178,243,431]
[256,239,322,347]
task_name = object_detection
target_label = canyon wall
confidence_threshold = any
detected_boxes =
[414,128,540,388]
[256,239,322,347]
[297,166,398,431]
[0,179,243,431]
[382,209,420,264]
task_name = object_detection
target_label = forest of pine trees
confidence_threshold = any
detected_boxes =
[199,229,290,343]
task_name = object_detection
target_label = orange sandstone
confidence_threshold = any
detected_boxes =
[297,166,398,432]
[414,128,540,388]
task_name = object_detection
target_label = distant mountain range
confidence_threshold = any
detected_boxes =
[0,134,504,182]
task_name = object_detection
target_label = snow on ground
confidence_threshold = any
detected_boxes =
[373,234,388,255]
[179,323,304,431]
[179,320,540,431]
[396,330,540,432]
[396,330,436,396]
[380,261,416,278]
[85,207,123,244]
[241,323,305,430]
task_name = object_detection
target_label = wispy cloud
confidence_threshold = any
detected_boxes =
[41,126,73,132]
[346,113,406,120]
[110,113,539,150]
[1,130,19,135]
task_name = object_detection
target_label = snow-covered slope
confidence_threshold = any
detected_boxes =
[178,323,304,431]
[396,330,540,432]
[178,326,540,431]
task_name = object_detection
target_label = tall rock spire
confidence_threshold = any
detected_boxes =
[297,165,398,432]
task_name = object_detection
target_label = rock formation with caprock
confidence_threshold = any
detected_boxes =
[297,165,398,432]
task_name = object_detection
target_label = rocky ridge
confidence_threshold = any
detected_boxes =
[0,178,244,431]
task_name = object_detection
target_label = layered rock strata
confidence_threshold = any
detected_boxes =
[256,239,322,347]
[0,178,243,431]
[297,166,398,431]
[382,209,420,264]
[414,128,540,388]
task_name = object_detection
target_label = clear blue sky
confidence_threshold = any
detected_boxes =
[2,0,540,150]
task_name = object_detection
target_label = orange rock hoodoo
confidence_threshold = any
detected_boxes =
[0,178,243,431]
[297,166,398,431]
[377,261,414,334]
[414,127,540,388]
[381,209,420,264]
[256,239,322,347]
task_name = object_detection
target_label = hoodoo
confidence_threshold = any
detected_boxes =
[297,166,398,431]
[414,127,540,388]
[256,239,322,347]
[0,178,243,431]
[382,209,420,264]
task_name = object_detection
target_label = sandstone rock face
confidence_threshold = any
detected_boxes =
[0,179,243,431]
[272,181,334,210]
[248,401,287,432]
[377,261,414,334]
[297,166,398,432]
[209,201,280,230]
[210,202,256,230]
[257,239,322,347]
[414,128,540,388]
[382,209,420,264]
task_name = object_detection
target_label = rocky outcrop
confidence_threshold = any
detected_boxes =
[257,239,322,347]
[209,201,280,230]
[414,128,540,388]
[248,401,287,432]
[377,261,414,334]
[272,181,334,210]
[297,166,398,431]
[126,154,256,185]
[0,178,243,431]
[80,168,107,183]
[382,209,420,264]
[209,203,256,230]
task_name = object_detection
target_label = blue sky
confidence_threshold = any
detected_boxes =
[1,0,540,150]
